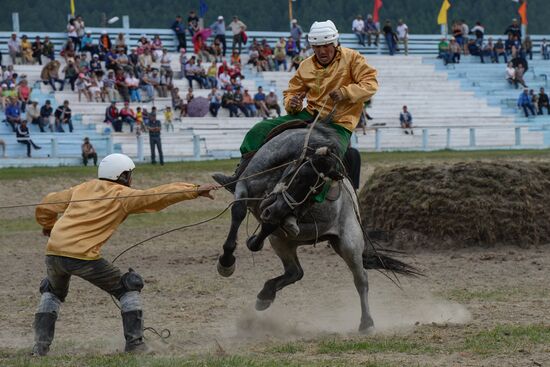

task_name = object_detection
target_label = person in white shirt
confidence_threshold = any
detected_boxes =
[160,48,173,86]
[229,16,247,55]
[352,15,366,46]
[7,33,21,65]
[396,19,409,56]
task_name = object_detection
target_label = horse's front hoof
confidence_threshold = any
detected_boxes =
[255,298,273,311]
[246,235,264,252]
[359,324,375,335]
[217,258,235,277]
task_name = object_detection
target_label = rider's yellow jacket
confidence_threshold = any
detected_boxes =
[35,179,200,260]
[283,46,378,132]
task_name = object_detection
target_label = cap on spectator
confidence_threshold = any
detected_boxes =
[31,100,38,104]
[93,54,99,58]
[218,15,224,20]
[9,83,15,88]
[101,30,107,34]
[45,100,51,104]
[292,19,298,23]
[86,31,91,34]
[111,100,117,104]
[269,88,275,93]
[78,73,85,78]
[1,83,7,88]
[84,137,90,141]
[180,48,186,53]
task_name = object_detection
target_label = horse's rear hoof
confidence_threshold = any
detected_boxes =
[255,298,273,311]
[246,235,264,252]
[217,259,235,277]
[359,325,375,335]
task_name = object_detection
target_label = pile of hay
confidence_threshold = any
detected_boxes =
[359,161,550,247]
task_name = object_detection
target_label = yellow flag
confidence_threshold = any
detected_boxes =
[437,0,451,25]
[70,0,75,16]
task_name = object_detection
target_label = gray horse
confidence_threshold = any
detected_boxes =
[216,124,417,332]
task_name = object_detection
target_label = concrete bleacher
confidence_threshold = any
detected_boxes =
[2,24,550,166]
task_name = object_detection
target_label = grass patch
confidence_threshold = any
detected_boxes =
[442,287,550,303]
[464,324,550,355]
[0,353,398,367]
[317,337,436,355]
[270,342,306,354]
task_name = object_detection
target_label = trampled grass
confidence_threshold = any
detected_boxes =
[463,324,550,355]
[317,337,436,355]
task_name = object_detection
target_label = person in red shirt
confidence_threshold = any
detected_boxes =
[119,101,136,133]
[18,79,32,113]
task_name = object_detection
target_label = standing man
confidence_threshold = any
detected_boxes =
[290,19,303,51]
[147,108,164,165]
[399,105,413,134]
[171,15,187,51]
[229,16,247,55]
[210,16,227,57]
[81,137,98,166]
[213,20,378,191]
[32,153,217,356]
[396,19,409,56]
[8,33,21,65]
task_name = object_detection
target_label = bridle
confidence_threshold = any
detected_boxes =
[268,149,332,211]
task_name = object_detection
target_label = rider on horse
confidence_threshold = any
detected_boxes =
[213,20,378,191]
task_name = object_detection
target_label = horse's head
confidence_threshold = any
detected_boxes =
[260,146,344,224]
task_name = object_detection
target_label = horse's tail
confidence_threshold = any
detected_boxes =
[362,230,422,278]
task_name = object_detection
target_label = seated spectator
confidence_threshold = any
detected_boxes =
[399,105,413,134]
[230,50,241,66]
[273,44,287,71]
[208,87,222,117]
[194,59,209,88]
[542,39,550,60]
[179,49,188,79]
[39,100,54,132]
[163,106,174,132]
[17,79,31,113]
[538,87,550,115]
[54,100,73,133]
[63,59,79,91]
[104,101,122,132]
[81,137,97,166]
[470,21,485,46]
[5,98,22,132]
[265,89,281,117]
[115,69,130,102]
[467,39,483,62]
[16,120,41,157]
[285,37,297,58]
[99,31,112,55]
[221,86,240,117]
[31,36,43,65]
[138,48,154,71]
[89,73,104,102]
[41,60,64,91]
[115,33,128,54]
[185,87,194,104]
[135,106,145,134]
[206,63,218,89]
[119,101,136,132]
[517,88,535,117]
[211,39,223,62]
[102,70,118,102]
[530,89,539,114]
[515,63,528,89]
[170,88,187,118]
[42,36,55,61]
[8,33,21,65]
[81,32,99,56]
[89,54,102,73]
[254,86,270,118]
[289,49,306,72]
[482,38,495,63]
[511,35,521,58]
[243,88,257,117]
[352,15,366,47]
[449,38,461,64]
[26,100,41,127]
[0,139,5,158]
[438,38,451,65]
[151,35,163,60]
[60,38,76,62]
[494,39,507,64]
[522,36,533,60]
[184,57,204,89]
[506,62,517,87]
[141,69,159,101]
[125,72,141,102]
[365,15,379,46]
[160,49,173,86]
[217,69,231,89]
[75,73,92,102]
[233,87,250,117]
[20,35,34,64]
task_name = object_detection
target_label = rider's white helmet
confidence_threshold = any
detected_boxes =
[98,153,135,181]
[308,20,339,47]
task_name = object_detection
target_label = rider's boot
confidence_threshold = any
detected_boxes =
[282,215,300,236]
[31,312,57,356]
[122,310,149,353]
[212,153,254,193]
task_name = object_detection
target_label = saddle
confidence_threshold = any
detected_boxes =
[264,119,309,143]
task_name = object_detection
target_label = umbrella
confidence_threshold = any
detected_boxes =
[187,97,209,117]
[192,28,213,43]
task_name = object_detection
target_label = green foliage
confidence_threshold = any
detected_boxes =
[463,324,550,355]
[1,0,550,34]
[317,337,436,354]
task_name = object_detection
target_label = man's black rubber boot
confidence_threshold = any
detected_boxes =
[122,310,148,353]
[212,154,253,193]
[32,312,57,356]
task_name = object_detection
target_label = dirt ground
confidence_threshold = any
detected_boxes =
[1,164,550,366]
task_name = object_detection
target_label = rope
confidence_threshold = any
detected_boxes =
[0,160,299,210]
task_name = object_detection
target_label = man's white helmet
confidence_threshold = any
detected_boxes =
[98,153,135,181]
[308,20,339,46]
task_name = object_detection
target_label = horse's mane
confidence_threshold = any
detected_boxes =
[305,123,342,153]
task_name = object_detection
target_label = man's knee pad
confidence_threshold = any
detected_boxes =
[121,268,144,293]
[37,292,61,314]
[120,291,142,313]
